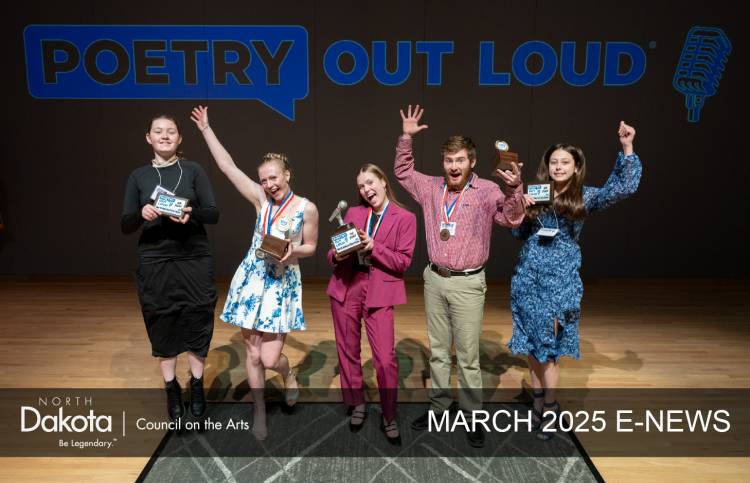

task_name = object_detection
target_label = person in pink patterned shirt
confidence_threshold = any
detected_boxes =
[394,105,525,448]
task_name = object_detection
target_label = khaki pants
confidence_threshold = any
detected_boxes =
[423,265,486,412]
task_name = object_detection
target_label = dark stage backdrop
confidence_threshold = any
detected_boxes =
[0,1,746,278]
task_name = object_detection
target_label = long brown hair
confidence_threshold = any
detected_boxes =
[526,143,587,220]
[357,164,405,209]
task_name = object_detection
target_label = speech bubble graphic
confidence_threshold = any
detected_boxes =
[24,25,309,120]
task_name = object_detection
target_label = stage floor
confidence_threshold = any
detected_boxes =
[1,277,748,482]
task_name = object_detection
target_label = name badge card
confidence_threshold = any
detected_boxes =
[536,227,559,238]
[150,185,175,201]
[154,194,189,217]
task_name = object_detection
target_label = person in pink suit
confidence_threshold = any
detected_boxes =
[327,163,417,445]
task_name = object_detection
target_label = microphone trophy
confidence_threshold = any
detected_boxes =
[329,200,363,257]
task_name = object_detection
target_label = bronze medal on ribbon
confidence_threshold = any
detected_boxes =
[440,228,451,241]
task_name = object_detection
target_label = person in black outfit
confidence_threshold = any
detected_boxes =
[121,114,219,422]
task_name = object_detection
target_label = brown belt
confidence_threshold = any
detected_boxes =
[429,263,484,278]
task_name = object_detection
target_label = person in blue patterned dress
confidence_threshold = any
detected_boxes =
[191,106,320,440]
[506,121,641,439]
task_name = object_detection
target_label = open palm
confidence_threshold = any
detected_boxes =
[190,105,210,131]
[400,104,428,136]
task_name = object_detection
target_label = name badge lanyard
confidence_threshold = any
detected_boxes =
[366,201,389,239]
[537,207,560,232]
[153,160,183,194]
[263,191,295,235]
[441,181,470,228]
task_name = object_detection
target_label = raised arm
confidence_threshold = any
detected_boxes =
[190,105,266,212]
[490,161,526,228]
[493,183,526,228]
[394,105,432,204]
[585,121,642,213]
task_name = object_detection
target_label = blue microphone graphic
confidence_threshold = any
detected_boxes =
[673,26,732,123]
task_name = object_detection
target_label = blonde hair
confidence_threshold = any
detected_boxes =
[258,152,291,172]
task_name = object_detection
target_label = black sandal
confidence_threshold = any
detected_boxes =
[349,405,367,432]
[531,390,545,432]
[381,418,402,446]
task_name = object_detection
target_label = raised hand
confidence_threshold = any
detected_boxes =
[400,104,429,137]
[494,161,523,188]
[618,121,635,155]
[190,105,210,132]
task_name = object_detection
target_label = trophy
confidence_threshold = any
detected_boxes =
[492,140,520,174]
[154,193,190,217]
[526,182,554,205]
[329,200,364,256]
[255,234,290,261]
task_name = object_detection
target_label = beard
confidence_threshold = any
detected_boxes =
[445,172,471,191]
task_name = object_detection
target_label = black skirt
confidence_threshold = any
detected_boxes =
[135,256,217,358]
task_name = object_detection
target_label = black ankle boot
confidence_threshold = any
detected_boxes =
[189,375,206,418]
[164,379,184,421]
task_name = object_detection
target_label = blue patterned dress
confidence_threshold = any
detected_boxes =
[220,198,308,333]
[507,152,642,362]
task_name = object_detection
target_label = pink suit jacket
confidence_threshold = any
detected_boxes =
[326,203,417,308]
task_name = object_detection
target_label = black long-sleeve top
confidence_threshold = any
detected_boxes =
[121,160,219,260]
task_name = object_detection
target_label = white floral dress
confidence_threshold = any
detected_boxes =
[220,197,308,333]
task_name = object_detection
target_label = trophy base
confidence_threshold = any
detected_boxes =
[154,194,190,217]
[492,151,519,174]
[331,223,364,256]
[256,235,290,261]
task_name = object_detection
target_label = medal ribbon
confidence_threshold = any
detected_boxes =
[262,191,295,235]
[366,201,389,239]
[441,177,471,223]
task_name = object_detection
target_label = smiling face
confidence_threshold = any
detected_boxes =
[258,160,291,203]
[442,148,476,191]
[146,117,181,160]
[357,171,388,211]
[548,148,578,186]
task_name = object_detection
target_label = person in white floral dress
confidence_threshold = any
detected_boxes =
[191,106,319,440]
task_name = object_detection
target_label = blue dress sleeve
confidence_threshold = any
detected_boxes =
[584,151,642,213]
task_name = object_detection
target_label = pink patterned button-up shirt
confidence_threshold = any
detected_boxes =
[394,135,525,271]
